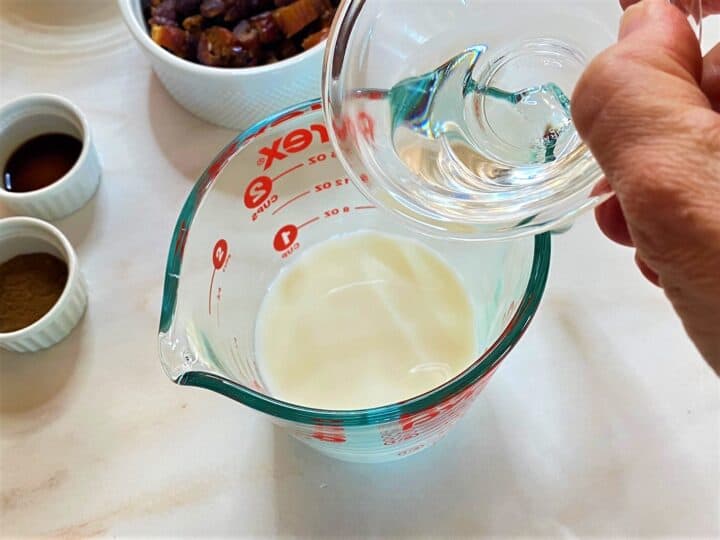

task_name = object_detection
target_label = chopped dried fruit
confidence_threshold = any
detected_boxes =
[200,0,226,18]
[250,11,283,44]
[229,45,258,67]
[144,0,339,68]
[224,0,275,23]
[301,26,328,50]
[318,6,335,27]
[151,24,191,58]
[176,0,202,16]
[197,26,234,65]
[182,14,204,31]
[277,39,300,59]
[233,19,261,52]
[197,26,258,67]
[150,0,178,26]
[272,0,323,38]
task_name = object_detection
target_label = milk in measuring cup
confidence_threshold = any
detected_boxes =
[256,231,478,410]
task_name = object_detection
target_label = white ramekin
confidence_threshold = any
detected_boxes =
[0,217,88,353]
[118,0,326,130]
[0,94,102,221]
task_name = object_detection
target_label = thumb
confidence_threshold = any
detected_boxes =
[572,0,720,367]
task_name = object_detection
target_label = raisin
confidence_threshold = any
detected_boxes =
[200,0,226,18]
[176,0,202,16]
[229,45,257,67]
[224,0,275,22]
[197,26,233,65]
[196,26,257,67]
[250,11,283,44]
[223,1,247,23]
[233,19,261,52]
[151,0,178,22]
[182,14,205,31]
[276,38,299,59]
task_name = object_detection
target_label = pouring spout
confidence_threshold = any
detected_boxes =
[158,329,197,383]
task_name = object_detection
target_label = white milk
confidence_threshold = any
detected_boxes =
[255,231,477,410]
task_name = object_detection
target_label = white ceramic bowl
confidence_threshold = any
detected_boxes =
[0,94,101,221]
[0,217,88,353]
[117,0,326,130]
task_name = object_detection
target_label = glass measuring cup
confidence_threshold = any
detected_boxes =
[159,100,550,463]
[323,0,703,240]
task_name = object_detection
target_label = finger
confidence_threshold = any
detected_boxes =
[621,0,720,15]
[702,42,720,110]
[635,252,661,287]
[595,196,635,247]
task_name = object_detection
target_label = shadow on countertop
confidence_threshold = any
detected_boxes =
[0,316,88,425]
[268,408,525,538]
[146,73,235,183]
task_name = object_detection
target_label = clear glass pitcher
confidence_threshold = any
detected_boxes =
[159,100,550,462]
[322,0,703,240]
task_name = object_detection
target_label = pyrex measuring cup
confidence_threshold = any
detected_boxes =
[160,100,550,462]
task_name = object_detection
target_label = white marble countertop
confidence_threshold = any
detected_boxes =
[1,2,718,538]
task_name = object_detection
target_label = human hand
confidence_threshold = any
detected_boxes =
[572,0,720,374]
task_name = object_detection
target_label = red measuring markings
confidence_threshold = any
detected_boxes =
[380,381,488,447]
[306,150,336,166]
[273,224,299,252]
[272,178,352,217]
[332,112,376,143]
[273,217,320,256]
[298,217,320,229]
[354,205,376,211]
[311,419,346,443]
[246,102,322,147]
[243,164,307,221]
[216,287,222,326]
[209,239,229,315]
[272,190,310,216]
[257,123,329,171]
[314,177,350,192]
[244,176,273,209]
[274,206,374,252]
[273,162,304,182]
[212,239,229,270]
[323,207,350,218]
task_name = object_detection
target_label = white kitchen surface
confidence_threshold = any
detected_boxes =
[1,2,718,537]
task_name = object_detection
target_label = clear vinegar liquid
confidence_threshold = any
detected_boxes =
[385,43,580,190]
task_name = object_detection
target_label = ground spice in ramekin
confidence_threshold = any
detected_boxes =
[0,253,68,333]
